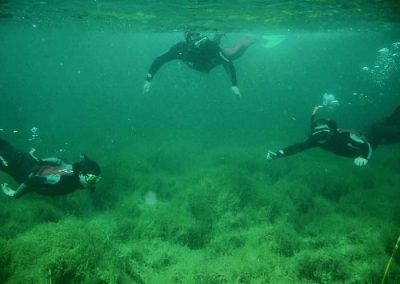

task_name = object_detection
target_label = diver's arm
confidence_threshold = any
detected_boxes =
[221,59,240,96]
[280,139,318,157]
[267,139,317,160]
[310,106,322,131]
[220,56,237,87]
[1,183,18,197]
[13,173,41,198]
[13,175,47,198]
[360,140,373,160]
[13,182,30,198]
[40,157,64,166]
[346,132,373,167]
[146,43,182,81]
[353,144,372,167]
[353,136,373,160]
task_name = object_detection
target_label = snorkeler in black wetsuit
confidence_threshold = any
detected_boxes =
[143,31,254,97]
[0,138,101,198]
[266,106,373,166]
[266,105,400,166]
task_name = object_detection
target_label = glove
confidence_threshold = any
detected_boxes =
[1,183,16,197]
[266,150,278,161]
[231,86,241,97]
[143,80,151,94]
[354,157,368,167]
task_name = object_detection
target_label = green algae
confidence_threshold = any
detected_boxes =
[1,144,400,283]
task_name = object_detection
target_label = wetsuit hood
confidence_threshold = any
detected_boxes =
[73,154,101,176]
[185,31,201,42]
[184,31,207,48]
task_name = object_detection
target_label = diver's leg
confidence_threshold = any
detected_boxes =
[386,105,400,124]
[366,106,400,148]
[212,33,225,45]
[222,37,255,60]
[0,138,9,150]
[0,138,37,183]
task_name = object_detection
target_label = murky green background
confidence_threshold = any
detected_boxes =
[1,1,400,283]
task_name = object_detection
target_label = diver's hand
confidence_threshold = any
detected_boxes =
[143,80,151,95]
[312,105,323,115]
[231,86,241,97]
[1,183,16,197]
[354,157,368,167]
[266,150,278,161]
[29,148,39,161]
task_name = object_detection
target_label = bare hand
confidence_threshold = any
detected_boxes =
[143,81,151,95]
[312,105,323,115]
[354,157,368,167]
[1,183,16,197]
[231,86,241,98]
[266,150,277,161]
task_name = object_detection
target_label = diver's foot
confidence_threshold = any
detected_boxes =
[260,35,286,48]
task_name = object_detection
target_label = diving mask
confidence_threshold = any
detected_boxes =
[84,173,101,185]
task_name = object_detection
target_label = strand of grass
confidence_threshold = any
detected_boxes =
[381,234,400,284]
[48,268,52,284]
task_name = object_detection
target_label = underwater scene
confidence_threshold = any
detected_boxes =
[1,0,400,283]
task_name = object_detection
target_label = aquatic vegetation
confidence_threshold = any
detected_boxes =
[1,142,400,283]
[382,235,400,284]
[1,217,131,283]
[1,134,400,283]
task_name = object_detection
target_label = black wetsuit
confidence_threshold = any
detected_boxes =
[275,131,372,160]
[365,105,400,149]
[146,38,237,86]
[0,138,37,184]
[277,106,400,158]
[274,114,373,160]
[0,138,83,198]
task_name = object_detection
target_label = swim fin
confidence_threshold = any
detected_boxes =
[261,35,286,48]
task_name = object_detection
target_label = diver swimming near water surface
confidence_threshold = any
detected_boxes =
[0,138,101,198]
[266,105,400,167]
[143,31,255,97]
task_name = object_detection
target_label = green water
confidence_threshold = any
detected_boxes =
[1,1,400,283]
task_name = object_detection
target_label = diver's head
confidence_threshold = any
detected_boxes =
[73,154,101,188]
[185,31,201,43]
[311,118,337,144]
[184,31,206,47]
